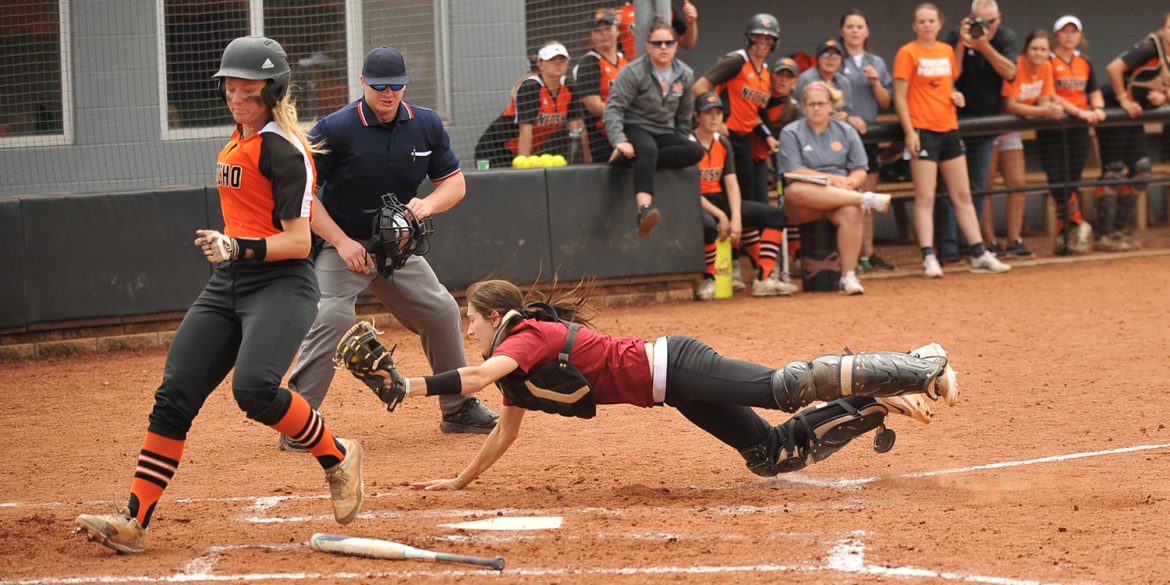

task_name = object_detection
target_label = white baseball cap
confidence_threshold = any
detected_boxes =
[1053,15,1083,32]
[537,43,570,61]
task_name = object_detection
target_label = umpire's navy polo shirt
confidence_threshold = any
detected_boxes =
[311,98,461,239]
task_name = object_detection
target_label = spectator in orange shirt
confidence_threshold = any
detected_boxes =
[892,3,1010,278]
[998,29,1062,258]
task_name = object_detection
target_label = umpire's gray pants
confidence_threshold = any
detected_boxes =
[289,244,472,416]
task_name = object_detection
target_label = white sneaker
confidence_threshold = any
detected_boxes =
[859,191,892,213]
[909,343,959,407]
[752,277,798,297]
[1071,222,1093,255]
[970,251,1011,274]
[839,272,865,295]
[876,394,933,424]
[922,254,943,279]
[694,279,716,301]
[324,438,364,525]
[731,258,746,292]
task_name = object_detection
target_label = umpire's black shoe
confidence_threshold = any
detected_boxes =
[440,398,499,434]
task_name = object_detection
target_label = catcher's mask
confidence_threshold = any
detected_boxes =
[368,193,433,278]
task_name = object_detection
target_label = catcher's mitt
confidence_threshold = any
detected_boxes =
[332,321,407,412]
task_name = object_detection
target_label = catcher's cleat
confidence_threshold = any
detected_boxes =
[910,343,958,407]
[876,394,932,424]
[325,438,364,525]
[75,508,146,554]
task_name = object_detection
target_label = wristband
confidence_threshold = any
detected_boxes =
[235,237,267,260]
[424,370,463,396]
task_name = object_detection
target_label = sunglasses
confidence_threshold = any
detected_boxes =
[368,83,405,92]
[647,40,677,49]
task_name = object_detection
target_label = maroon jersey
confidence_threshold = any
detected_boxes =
[492,320,655,408]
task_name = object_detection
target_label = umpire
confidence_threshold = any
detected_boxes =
[284,46,498,447]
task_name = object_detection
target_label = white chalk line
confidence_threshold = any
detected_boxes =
[766,441,1170,490]
[6,441,1166,512]
[0,531,1087,585]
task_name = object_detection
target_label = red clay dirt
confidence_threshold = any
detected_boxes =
[2,254,1169,584]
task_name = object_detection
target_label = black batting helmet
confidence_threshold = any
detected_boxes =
[212,36,291,108]
[744,13,780,53]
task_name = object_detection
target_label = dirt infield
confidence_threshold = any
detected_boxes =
[3,254,1169,584]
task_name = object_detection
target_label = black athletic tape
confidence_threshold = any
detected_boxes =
[424,370,463,396]
[235,237,267,260]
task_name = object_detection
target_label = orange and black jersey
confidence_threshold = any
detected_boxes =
[694,132,736,195]
[1050,51,1099,110]
[573,50,629,134]
[1113,34,1169,107]
[701,50,771,134]
[216,121,315,239]
[501,75,579,154]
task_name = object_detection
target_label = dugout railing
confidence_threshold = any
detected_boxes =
[860,106,1170,241]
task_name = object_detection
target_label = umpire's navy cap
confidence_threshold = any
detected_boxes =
[363,46,409,85]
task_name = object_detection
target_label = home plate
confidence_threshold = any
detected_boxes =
[438,516,563,530]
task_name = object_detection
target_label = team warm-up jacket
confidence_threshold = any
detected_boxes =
[603,55,696,144]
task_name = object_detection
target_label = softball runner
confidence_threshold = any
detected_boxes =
[75,37,363,554]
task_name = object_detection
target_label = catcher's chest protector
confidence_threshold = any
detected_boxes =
[494,318,597,419]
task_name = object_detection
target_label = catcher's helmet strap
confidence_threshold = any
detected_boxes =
[488,309,526,356]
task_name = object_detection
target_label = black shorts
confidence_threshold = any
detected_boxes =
[864,142,881,173]
[915,129,965,163]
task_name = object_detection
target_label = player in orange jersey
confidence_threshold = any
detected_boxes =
[75,36,364,555]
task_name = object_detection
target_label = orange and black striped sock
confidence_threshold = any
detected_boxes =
[271,390,346,469]
[703,241,716,277]
[127,432,184,528]
[740,228,762,275]
[757,228,783,278]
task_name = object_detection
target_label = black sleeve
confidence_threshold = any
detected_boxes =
[258,132,310,221]
[719,136,736,176]
[1119,37,1160,72]
[701,54,744,87]
[1085,59,1100,94]
[671,2,688,36]
[568,86,585,120]
[514,79,544,124]
[574,55,602,98]
[995,27,1018,62]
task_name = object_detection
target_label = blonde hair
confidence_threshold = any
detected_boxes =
[802,81,844,107]
[271,89,325,155]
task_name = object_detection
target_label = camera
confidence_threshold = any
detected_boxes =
[967,17,989,39]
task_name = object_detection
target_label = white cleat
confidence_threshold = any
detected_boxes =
[922,254,943,279]
[876,394,933,424]
[910,343,958,407]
